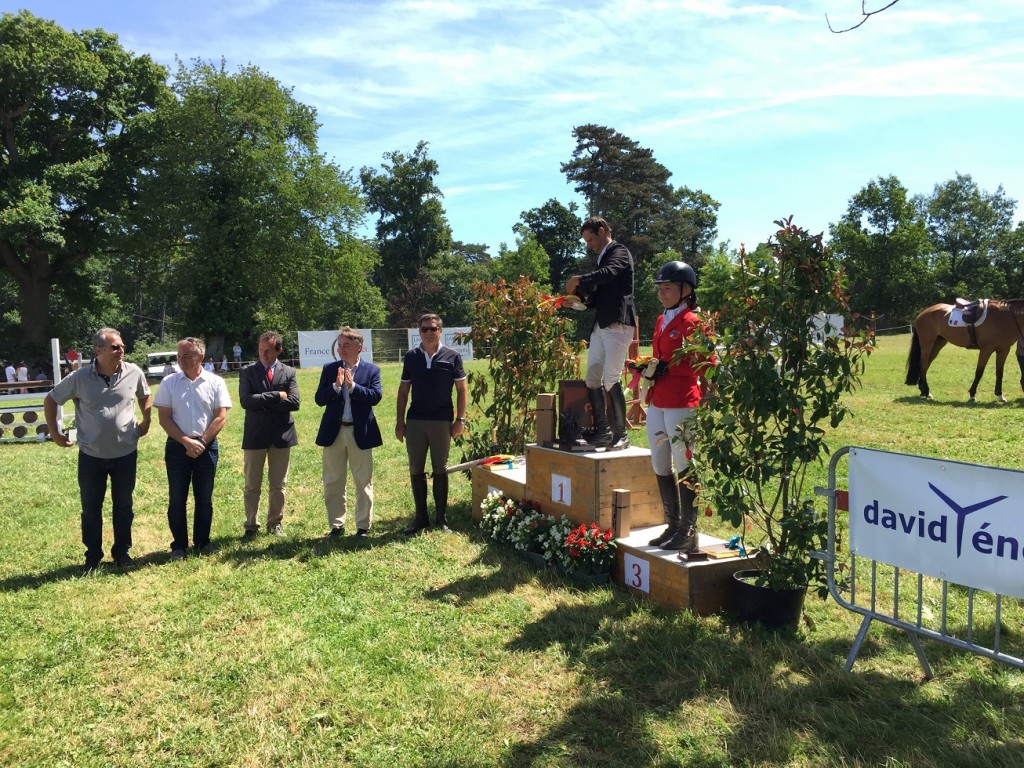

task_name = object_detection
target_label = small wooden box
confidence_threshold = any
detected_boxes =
[524,444,662,529]
[615,530,752,615]
[470,464,527,520]
[535,392,556,446]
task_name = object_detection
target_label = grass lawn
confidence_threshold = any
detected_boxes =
[1,334,1023,767]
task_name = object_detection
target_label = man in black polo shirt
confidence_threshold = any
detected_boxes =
[395,313,467,535]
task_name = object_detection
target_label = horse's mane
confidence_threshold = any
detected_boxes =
[990,298,1024,313]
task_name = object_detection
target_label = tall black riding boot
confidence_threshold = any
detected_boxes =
[607,382,630,451]
[661,474,699,552]
[1017,354,1024,393]
[648,473,681,547]
[403,473,430,536]
[587,387,613,447]
[432,472,451,532]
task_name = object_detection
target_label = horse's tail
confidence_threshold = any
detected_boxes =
[905,328,921,385]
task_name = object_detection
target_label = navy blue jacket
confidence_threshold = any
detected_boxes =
[314,359,383,450]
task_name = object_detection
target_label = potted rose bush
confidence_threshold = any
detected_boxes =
[686,218,873,626]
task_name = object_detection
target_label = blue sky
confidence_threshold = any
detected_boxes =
[13,0,1024,260]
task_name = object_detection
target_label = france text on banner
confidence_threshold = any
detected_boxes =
[848,447,1024,599]
[405,327,473,361]
[297,329,374,369]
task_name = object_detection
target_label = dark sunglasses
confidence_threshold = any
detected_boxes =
[419,327,440,333]
[107,344,124,351]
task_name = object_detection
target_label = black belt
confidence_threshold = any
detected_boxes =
[341,421,354,426]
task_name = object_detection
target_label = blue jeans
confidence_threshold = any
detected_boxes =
[165,438,219,551]
[78,450,137,561]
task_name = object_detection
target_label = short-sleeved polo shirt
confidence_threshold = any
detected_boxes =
[154,369,232,437]
[400,344,465,422]
[48,362,150,459]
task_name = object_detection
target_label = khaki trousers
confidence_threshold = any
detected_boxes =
[243,446,291,530]
[322,425,374,531]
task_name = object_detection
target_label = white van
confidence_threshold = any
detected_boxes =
[146,351,179,380]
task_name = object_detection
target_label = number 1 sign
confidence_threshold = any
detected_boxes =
[552,473,571,506]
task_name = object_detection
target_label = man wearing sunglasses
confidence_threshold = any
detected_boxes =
[44,327,153,574]
[395,313,467,535]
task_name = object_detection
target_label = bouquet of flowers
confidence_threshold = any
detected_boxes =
[479,491,523,542]
[505,501,552,553]
[539,515,575,570]
[564,523,617,576]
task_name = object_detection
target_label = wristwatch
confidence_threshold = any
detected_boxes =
[455,417,466,424]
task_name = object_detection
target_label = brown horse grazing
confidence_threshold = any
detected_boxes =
[906,300,1024,402]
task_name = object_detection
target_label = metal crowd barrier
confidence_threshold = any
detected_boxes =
[814,446,1024,679]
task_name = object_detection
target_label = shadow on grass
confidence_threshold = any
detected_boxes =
[893,394,1023,409]
[492,594,1024,766]
[0,501,480,592]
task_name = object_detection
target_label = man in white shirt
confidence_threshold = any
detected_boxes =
[155,336,232,559]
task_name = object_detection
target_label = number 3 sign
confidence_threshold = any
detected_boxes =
[623,553,650,593]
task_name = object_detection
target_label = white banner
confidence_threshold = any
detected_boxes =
[848,447,1024,599]
[406,326,473,361]
[297,329,374,369]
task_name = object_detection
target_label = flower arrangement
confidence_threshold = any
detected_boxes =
[479,491,523,542]
[477,492,616,577]
[564,523,617,576]
[505,500,549,553]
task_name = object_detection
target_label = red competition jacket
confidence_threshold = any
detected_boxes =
[649,307,704,409]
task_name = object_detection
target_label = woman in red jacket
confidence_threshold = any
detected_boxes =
[644,260,704,552]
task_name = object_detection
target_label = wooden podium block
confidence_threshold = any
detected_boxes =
[615,530,752,615]
[470,465,528,520]
[524,444,662,529]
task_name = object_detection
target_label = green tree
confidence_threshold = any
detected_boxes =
[0,10,169,351]
[135,59,374,345]
[360,141,453,298]
[493,230,551,290]
[561,124,675,265]
[388,248,493,328]
[515,198,583,290]
[829,175,935,324]
[926,173,1017,298]
[654,186,720,266]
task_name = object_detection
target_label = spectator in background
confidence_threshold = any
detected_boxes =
[220,355,229,373]
[155,337,232,560]
[233,341,243,369]
[203,357,215,373]
[161,362,175,379]
[16,361,28,393]
[44,328,152,573]
[4,360,15,385]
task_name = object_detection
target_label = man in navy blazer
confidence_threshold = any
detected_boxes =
[315,326,383,539]
[239,331,300,539]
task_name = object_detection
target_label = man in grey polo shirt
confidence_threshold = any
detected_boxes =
[44,327,152,574]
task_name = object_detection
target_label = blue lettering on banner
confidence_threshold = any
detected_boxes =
[862,485,1018,561]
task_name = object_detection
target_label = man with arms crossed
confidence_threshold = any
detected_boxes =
[316,327,382,540]
[565,216,637,451]
[239,331,299,540]
[44,328,152,573]
[396,314,467,535]
[155,337,232,559]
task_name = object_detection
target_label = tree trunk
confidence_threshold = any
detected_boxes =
[16,245,54,351]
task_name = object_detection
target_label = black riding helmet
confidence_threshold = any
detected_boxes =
[654,260,697,289]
